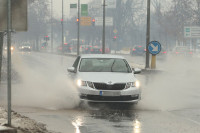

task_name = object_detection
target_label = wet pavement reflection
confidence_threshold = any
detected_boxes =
[71,103,141,133]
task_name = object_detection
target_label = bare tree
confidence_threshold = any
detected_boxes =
[15,0,50,51]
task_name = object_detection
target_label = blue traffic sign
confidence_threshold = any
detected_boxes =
[148,41,161,55]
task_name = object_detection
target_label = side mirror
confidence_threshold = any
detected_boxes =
[133,68,141,74]
[67,67,76,73]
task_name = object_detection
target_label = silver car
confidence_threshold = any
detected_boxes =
[68,54,141,103]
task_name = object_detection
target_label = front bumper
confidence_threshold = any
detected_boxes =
[78,87,141,103]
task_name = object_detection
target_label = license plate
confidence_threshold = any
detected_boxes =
[99,91,120,96]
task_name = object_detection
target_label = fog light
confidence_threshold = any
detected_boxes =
[131,94,138,98]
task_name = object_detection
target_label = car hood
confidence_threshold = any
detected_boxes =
[76,72,137,83]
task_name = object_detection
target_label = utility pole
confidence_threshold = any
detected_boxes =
[77,0,80,56]
[102,0,106,54]
[196,0,200,52]
[51,0,53,53]
[0,32,4,83]
[61,0,64,56]
[7,0,12,126]
[145,0,150,69]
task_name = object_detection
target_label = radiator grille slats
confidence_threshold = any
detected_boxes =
[93,83,126,90]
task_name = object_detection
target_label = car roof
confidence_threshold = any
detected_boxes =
[80,54,126,59]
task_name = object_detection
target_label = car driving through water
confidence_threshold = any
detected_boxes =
[68,54,141,103]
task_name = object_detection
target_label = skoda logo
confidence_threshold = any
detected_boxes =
[108,81,112,84]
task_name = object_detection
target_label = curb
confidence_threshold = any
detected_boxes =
[0,126,17,133]
[141,69,164,75]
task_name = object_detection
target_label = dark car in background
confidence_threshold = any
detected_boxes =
[57,43,72,53]
[90,46,102,54]
[40,42,49,51]
[130,46,146,56]
[173,46,193,56]
[90,46,110,54]
[81,45,93,54]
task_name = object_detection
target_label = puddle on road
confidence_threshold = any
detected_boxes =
[70,103,141,133]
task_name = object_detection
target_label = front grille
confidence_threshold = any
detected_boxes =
[93,83,126,90]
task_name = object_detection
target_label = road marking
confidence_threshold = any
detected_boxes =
[182,117,200,126]
[166,111,200,126]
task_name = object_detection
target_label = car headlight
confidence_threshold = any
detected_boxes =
[76,79,87,87]
[135,80,140,88]
[28,46,31,49]
[22,46,24,49]
[125,81,140,89]
[11,47,14,51]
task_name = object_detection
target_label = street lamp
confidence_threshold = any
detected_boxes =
[62,0,64,55]
[145,0,150,69]
[51,0,53,53]
[197,0,200,7]
[7,0,12,126]
[77,0,80,56]
[102,0,106,54]
[196,0,200,52]
[197,0,200,23]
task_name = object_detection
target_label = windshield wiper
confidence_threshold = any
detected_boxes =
[111,59,116,72]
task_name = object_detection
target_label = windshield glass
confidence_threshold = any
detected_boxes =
[22,44,31,46]
[79,58,132,73]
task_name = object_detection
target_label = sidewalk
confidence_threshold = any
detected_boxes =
[0,107,54,133]
[0,126,17,133]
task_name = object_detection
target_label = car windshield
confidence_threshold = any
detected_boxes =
[79,58,132,73]
[22,44,30,46]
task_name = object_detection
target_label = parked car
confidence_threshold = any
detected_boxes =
[130,46,146,56]
[67,54,141,103]
[157,47,168,58]
[90,46,102,54]
[57,43,72,53]
[40,42,49,51]
[90,45,110,54]
[173,46,193,56]
[81,45,93,54]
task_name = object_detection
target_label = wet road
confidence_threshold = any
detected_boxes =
[13,105,200,133]
[1,52,200,133]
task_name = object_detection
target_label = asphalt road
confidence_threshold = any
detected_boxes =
[1,51,200,133]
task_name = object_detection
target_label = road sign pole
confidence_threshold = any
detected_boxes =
[0,32,4,83]
[77,0,80,56]
[61,0,64,56]
[102,0,106,54]
[51,0,53,53]
[7,0,12,126]
[145,0,150,69]
[151,55,156,69]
